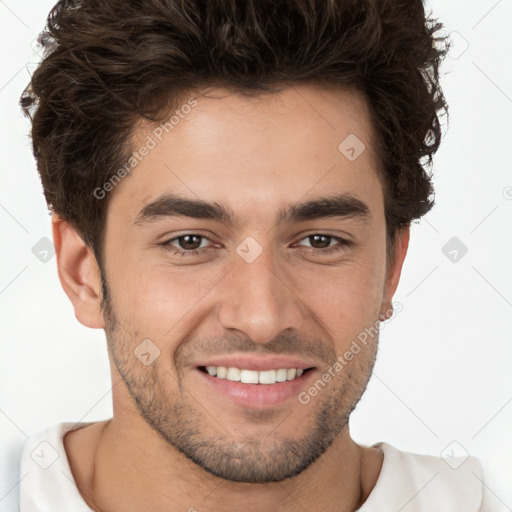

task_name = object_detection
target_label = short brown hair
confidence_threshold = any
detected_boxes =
[21,0,448,264]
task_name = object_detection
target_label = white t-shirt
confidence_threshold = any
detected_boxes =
[17,422,487,511]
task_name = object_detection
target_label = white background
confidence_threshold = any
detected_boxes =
[1,1,511,510]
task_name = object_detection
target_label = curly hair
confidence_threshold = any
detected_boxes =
[21,0,448,265]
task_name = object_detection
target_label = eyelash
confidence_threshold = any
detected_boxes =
[160,233,352,257]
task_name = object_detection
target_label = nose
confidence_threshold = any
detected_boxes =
[216,240,305,344]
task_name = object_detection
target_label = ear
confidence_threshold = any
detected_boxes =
[52,215,105,329]
[380,227,410,320]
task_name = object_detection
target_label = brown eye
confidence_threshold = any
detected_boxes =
[162,234,213,254]
[307,234,333,249]
[176,234,203,250]
[295,234,351,254]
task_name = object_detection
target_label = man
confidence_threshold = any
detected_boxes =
[18,0,487,510]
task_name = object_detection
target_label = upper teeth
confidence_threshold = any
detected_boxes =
[206,366,304,384]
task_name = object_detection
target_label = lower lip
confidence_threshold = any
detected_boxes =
[196,369,314,409]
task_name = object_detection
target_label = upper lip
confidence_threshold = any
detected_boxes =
[196,355,317,372]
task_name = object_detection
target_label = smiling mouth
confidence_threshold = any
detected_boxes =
[198,366,314,384]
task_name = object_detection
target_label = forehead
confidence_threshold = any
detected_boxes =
[110,83,384,222]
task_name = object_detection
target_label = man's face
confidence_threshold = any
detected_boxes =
[99,84,400,483]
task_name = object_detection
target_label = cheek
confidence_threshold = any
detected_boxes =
[104,225,387,346]
[293,249,387,337]
[106,258,223,339]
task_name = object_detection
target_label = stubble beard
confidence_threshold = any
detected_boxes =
[100,278,379,483]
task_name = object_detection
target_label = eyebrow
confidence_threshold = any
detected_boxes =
[277,194,370,224]
[134,194,234,226]
[134,192,370,226]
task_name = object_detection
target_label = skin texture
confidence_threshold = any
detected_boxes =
[55,83,409,512]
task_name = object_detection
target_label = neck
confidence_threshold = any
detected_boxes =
[67,413,380,512]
